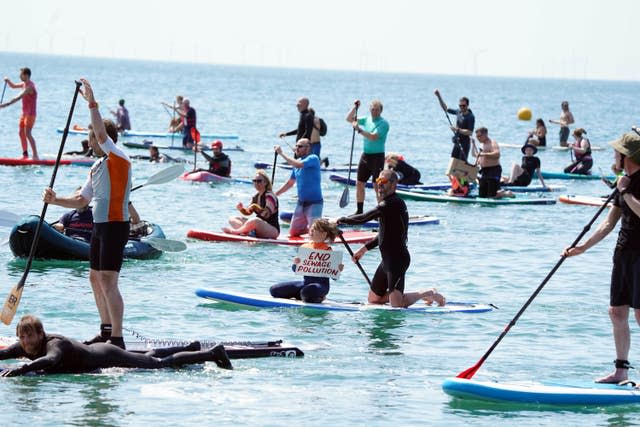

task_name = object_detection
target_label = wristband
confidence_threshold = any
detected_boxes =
[357,128,362,134]
[88,102,98,110]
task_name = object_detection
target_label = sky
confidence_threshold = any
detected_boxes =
[4,0,639,81]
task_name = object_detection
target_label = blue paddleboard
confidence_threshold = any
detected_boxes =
[195,288,493,313]
[442,377,640,405]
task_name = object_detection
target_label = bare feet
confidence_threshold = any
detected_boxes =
[422,289,446,306]
[595,370,628,384]
[222,227,240,235]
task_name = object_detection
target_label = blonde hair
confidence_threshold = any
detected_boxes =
[310,219,339,242]
[254,169,273,192]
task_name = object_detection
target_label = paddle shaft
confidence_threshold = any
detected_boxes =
[458,188,619,379]
[436,92,469,161]
[340,104,359,208]
[0,81,6,104]
[271,151,277,186]
[337,231,372,287]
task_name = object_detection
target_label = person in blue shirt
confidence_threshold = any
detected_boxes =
[275,138,323,237]
[345,99,390,214]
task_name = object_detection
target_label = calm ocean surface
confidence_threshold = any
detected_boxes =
[0,52,639,426]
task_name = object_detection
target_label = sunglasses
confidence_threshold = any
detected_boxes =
[295,145,309,149]
[252,179,264,183]
[375,177,390,185]
[459,104,468,108]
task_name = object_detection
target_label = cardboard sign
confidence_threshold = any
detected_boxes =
[294,247,343,280]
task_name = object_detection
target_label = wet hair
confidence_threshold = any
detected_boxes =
[310,218,339,242]
[16,314,44,337]
[254,169,273,192]
[573,128,587,137]
[20,67,31,77]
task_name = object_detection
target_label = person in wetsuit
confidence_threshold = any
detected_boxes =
[0,315,232,376]
[279,97,315,143]
[385,152,422,185]
[336,169,446,308]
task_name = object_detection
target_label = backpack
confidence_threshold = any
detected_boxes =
[316,118,328,136]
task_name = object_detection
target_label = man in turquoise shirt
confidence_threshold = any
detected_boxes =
[345,99,389,214]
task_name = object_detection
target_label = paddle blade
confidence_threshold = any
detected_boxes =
[1,282,24,325]
[146,237,187,252]
[141,164,184,187]
[339,187,349,208]
[191,128,201,143]
[456,362,482,379]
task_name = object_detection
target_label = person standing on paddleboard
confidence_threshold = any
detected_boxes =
[0,315,232,376]
[42,79,132,350]
[279,97,315,148]
[275,139,323,237]
[0,67,38,160]
[337,169,446,308]
[345,99,390,215]
[564,131,640,384]
[434,90,475,162]
[549,100,575,147]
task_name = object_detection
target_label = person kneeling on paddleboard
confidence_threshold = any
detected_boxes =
[0,315,232,376]
[270,219,343,303]
[336,169,446,308]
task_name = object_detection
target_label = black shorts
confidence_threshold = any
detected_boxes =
[370,255,410,297]
[357,153,385,183]
[610,248,640,308]
[512,170,532,187]
[90,222,130,272]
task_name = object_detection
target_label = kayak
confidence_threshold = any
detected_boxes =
[278,211,440,228]
[541,171,615,180]
[0,335,303,359]
[58,126,240,141]
[396,190,556,205]
[123,141,245,152]
[254,163,355,173]
[558,194,612,207]
[0,156,94,167]
[180,171,251,184]
[9,215,164,260]
[195,288,494,313]
[442,377,640,405]
[187,229,377,246]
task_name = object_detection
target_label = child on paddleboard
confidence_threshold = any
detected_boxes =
[270,219,343,303]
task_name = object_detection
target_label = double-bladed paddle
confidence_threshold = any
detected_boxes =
[131,164,184,191]
[339,103,359,208]
[1,81,82,326]
[456,188,618,379]
[191,127,201,172]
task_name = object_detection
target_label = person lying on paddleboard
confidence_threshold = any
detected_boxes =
[270,219,343,303]
[501,143,547,189]
[0,315,232,376]
[64,139,95,157]
[223,170,280,239]
[384,152,422,185]
[336,169,446,308]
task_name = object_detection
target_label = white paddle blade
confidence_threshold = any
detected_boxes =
[145,164,185,186]
[146,237,187,252]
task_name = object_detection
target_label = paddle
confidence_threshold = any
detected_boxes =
[340,103,359,208]
[1,81,82,326]
[191,127,201,172]
[271,152,278,186]
[435,90,468,161]
[337,230,372,286]
[456,188,619,379]
[0,210,21,228]
[0,81,6,104]
[130,164,184,191]
[145,237,187,252]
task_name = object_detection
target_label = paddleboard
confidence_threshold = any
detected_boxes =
[558,194,612,207]
[0,157,94,167]
[254,162,357,172]
[196,288,494,313]
[59,126,240,141]
[396,189,556,205]
[124,141,245,152]
[500,143,604,151]
[0,335,303,359]
[541,171,615,180]
[501,184,566,193]
[278,211,440,228]
[187,229,377,246]
[330,174,454,191]
[442,377,640,405]
[180,171,252,184]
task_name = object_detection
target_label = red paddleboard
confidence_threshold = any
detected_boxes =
[187,229,377,246]
[0,157,94,167]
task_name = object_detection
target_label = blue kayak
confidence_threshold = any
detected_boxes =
[196,288,494,313]
[442,377,640,405]
[9,215,165,260]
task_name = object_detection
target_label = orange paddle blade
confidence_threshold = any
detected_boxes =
[191,128,201,143]
[456,362,481,379]
[1,283,24,325]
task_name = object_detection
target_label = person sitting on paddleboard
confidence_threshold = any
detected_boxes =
[501,143,547,189]
[0,315,232,376]
[384,152,422,185]
[223,170,280,239]
[270,219,343,303]
[564,128,593,175]
[336,169,446,308]
[527,118,547,147]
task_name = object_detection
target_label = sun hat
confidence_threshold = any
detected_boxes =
[521,143,538,155]
[610,132,640,163]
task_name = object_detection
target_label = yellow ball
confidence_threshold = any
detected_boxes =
[517,107,532,121]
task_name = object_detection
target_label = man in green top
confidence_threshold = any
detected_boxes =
[345,99,390,214]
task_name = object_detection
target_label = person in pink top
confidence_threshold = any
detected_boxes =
[0,67,38,159]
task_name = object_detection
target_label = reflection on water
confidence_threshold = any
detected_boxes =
[364,310,406,354]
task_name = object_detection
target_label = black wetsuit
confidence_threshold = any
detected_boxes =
[284,109,315,141]
[0,334,231,375]
[338,193,410,296]
[201,151,231,177]
[390,160,422,185]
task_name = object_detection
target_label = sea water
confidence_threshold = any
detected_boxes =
[0,51,638,426]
